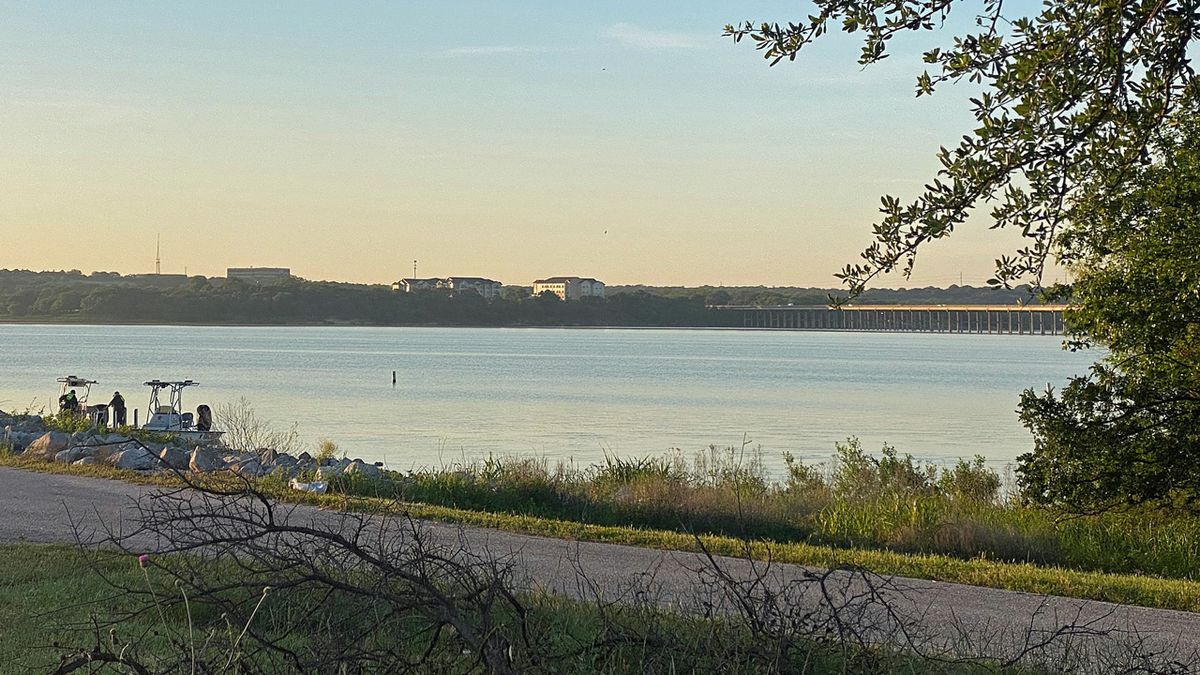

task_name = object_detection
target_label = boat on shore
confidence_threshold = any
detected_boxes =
[54,375,112,426]
[141,379,223,444]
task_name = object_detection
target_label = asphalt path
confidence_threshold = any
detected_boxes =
[3,467,1199,670]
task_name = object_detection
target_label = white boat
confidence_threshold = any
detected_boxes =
[55,375,97,412]
[55,375,113,426]
[141,380,224,444]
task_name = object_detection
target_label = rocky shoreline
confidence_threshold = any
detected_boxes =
[0,409,382,483]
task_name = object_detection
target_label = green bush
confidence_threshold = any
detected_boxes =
[829,438,939,499]
[315,438,339,463]
[42,411,94,435]
[939,456,1003,502]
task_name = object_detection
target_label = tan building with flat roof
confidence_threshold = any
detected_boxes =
[227,267,291,284]
[532,276,605,301]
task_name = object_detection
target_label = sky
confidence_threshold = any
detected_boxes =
[0,1,1036,287]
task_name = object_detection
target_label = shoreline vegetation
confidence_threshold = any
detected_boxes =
[0,269,1051,328]
[4,408,1200,614]
[5,453,1200,614]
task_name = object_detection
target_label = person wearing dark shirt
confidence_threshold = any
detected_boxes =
[109,391,127,427]
[58,389,79,414]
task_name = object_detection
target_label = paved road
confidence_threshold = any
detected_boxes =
[3,467,1199,670]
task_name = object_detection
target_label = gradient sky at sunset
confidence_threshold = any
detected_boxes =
[1,1,1032,287]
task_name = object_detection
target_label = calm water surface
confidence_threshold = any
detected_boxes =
[0,325,1099,474]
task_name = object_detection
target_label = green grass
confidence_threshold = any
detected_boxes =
[0,543,1032,674]
[4,453,1200,614]
[0,545,162,671]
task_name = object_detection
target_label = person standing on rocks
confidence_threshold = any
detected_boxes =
[109,391,126,427]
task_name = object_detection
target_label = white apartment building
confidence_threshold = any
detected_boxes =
[532,276,606,301]
[443,277,502,299]
[391,277,502,299]
[391,278,441,293]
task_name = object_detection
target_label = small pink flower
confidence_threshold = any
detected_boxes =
[138,554,150,568]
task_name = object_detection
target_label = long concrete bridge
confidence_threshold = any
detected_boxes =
[711,304,1068,335]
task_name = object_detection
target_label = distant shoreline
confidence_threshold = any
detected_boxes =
[0,319,1070,337]
[0,319,762,330]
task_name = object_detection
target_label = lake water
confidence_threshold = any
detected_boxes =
[0,325,1099,475]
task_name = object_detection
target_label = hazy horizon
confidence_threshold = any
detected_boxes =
[2,2,1045,288]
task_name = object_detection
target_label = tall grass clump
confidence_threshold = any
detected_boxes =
[591,453,687,488]
[802,438,1032,559]
[315,438,340,463]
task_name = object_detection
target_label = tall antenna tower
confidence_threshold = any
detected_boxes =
[155,234,162,275]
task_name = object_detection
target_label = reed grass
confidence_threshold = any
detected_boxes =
[317,439,1200,583]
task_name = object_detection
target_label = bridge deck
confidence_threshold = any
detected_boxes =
[709,305,1068,335]
[709,304,1067,311]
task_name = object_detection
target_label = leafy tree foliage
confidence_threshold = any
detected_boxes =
[728,0,1200,510]
[1016,108,1200,510]
[727,0,1198,294]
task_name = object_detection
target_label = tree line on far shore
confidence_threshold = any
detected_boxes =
[0,270,1039,327]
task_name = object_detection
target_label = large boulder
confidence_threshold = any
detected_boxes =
[224,452,255,465]
[344,459,382,480]
[25,432,70,461]
[98,442,138,464]
[320,456,351,469]
[229,458,264,478]
[15,431,43,451]
[53,447,92,464]
[71,432,98,447]
[159,446,190,470]
[4,430,29,453]
[189,447,224,473]
[72,456,98,467]
[316,465,344,481]
[14,417,45,434]
[114,446,158,471]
